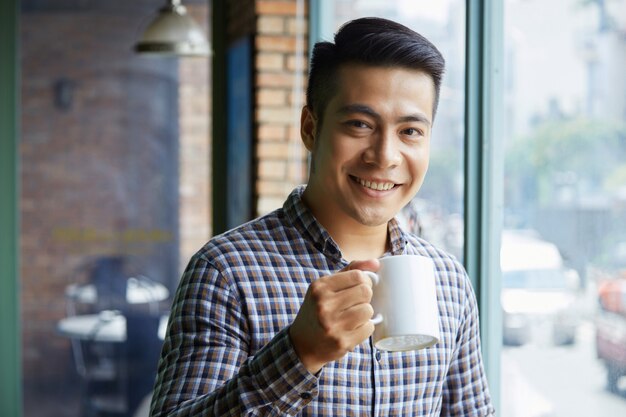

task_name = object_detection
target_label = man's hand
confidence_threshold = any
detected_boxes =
[288,259,380,374]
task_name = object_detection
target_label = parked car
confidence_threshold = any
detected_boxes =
[501,230,581,346]
[594,245,626,393]
[595,306,626,393]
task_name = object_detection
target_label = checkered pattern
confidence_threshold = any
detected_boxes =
[150,186,495,416]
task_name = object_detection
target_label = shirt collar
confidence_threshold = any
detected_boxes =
[387,217,409,256]
[283,186,409,261]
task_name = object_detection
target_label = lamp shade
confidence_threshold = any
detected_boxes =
[135,0,209,57]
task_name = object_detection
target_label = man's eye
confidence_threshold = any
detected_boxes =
[346,120,370,129]
[402,128,424,137]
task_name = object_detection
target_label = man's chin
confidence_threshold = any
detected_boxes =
[353,210,396,227]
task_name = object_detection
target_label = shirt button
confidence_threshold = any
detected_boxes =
[375,351,382,361]
[300,392,312,400]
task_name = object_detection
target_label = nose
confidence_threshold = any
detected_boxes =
[362,130,402,168]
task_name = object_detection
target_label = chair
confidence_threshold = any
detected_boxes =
[66,309,163,417]
[91,256,129,312]
[124,308,163,416]
[68,313,128,417]
[64,258,166,417]
[63,257,128,416]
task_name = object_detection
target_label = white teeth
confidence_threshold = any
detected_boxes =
[356,177,394,191]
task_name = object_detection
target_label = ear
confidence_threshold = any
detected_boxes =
[300,106,317,152]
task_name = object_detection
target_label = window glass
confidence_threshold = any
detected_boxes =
[324,0,467,260]
[501,0,626,415]
[19,1,211,416]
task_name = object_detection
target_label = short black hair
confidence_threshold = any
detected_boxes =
[306,17,446,125]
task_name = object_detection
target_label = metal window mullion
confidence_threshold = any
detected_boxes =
[308,0,334,54]
[464,0,504,411]
[211,0,228,235]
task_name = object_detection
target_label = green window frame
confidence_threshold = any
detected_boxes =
[0,0,21,415]
[464,0,503,410]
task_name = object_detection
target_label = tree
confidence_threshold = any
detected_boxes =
[505,118,626,210]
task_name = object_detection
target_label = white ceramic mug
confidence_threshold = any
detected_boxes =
[364,255,440,351]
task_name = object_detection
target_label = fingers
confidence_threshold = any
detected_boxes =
[317,269,369,291]
[337,302,375,330]
[331,278,374,311]
[318,263,378,292]
[352,319,376,343]
[310,260,380,322]
[343,258,380,274]
[320,320,375,357]
[315,283,373,326]
[288,260,381,374]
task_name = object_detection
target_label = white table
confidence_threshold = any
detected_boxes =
[57,310,169,342]
[65,277,169,305]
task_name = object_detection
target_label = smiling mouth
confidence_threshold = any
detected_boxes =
[350,175,397,191]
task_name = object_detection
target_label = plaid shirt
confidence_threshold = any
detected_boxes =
[150,187,495,416]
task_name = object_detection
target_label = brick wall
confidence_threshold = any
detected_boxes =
[255,0,309,214]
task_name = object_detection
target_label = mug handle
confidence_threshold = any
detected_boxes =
[364,271,383,325]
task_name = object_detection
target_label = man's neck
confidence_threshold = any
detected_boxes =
[332,226,389,262]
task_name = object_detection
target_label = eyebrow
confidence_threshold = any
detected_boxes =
[337,103,431,127]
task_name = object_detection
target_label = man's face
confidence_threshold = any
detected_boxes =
[301,64,435,228]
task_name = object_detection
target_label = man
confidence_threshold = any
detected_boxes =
[150,17,494,416]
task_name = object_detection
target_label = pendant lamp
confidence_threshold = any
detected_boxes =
[135,0,210,57]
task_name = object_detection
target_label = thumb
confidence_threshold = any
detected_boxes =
[342,258,380,273]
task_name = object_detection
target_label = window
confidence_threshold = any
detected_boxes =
[18,1,211,416]
[500,0,626,415]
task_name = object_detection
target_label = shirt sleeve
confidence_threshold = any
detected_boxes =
[149,253,320,417]
[441,268,496,417]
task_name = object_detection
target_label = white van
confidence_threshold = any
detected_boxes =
[501,230,581,346]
